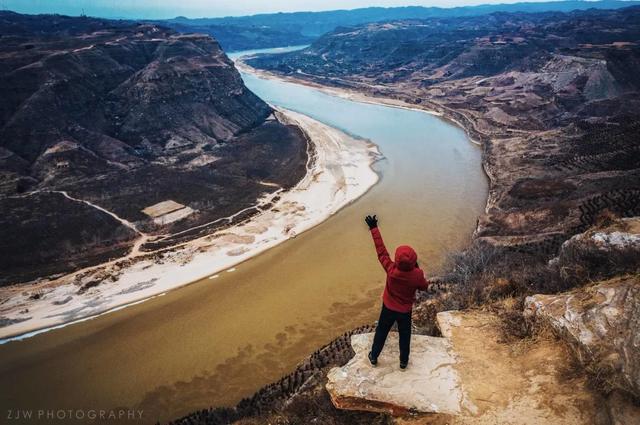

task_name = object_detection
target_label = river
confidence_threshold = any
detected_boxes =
[0,47,487,423]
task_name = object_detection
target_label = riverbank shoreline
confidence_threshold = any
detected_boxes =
[0,108,380,341]
[164,54,495,422]
[235,59,485,147]
[236,57,494,231]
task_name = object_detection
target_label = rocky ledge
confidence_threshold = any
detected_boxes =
[325,310,605,424]
[549,217,640,284]
[525,276,640,398]
[326,332,475,416]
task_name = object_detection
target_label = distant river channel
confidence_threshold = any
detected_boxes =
[0,47,487,423]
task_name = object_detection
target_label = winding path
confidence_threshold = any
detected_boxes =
[53,190,144,236]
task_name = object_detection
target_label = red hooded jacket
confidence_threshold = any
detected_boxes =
[370,227,429,313]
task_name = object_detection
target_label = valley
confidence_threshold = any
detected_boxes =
[1,3,639,424]
[0,38,486,422]
[247,6,640,257]
[0,12,308,288]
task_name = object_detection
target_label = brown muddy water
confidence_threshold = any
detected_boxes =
[0,49,487,423]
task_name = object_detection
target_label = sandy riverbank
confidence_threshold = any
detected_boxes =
[0,108,380,341]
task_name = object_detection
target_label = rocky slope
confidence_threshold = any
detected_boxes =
[0,12,308,285]
[248,6,640,261]
[526,275,640,399]
[525,217,640,399]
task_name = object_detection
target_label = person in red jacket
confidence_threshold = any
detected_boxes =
[365,214,430,369]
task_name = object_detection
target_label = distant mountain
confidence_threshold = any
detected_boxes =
[160,1,640,51]
[0,11,308,285]
[249,6,640,116]
[161,21,315,52]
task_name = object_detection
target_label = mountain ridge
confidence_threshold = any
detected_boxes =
[0,12,308,285]
[157,1,640,50]
[247,5,640,258]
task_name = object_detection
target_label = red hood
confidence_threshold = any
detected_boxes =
[395,245,417,271]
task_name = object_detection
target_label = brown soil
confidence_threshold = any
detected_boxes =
[402,311,606,425]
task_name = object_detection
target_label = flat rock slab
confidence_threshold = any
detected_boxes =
[141,200,185,218]
[326,332,474,416]
[326,311,603,423]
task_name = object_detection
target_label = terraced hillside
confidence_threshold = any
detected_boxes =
[248,6,640,258]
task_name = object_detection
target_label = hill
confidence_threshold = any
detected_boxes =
[0,12,308,285]
[247,6,640,256]
[159,1,640,51]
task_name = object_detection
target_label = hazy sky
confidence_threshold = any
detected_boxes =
[4,0,565,19]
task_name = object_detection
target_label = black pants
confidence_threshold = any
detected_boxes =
[370,303,412,363]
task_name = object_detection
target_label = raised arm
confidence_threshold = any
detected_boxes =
[416,269,430,291]
[365,215,393,273]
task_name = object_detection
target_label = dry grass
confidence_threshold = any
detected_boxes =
[554,333,639,403]
[437,243,536,308]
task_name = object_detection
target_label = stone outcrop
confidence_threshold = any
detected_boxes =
[325,332,475,416]
[550,217,640,283]
[324,311,601,424]
[525,275,640,398]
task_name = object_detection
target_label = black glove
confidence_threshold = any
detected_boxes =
[365,215,378,230]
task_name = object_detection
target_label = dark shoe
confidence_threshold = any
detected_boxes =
[368,352,378,366]
[400,360,408,370]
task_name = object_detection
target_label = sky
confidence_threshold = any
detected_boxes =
[3,0,567,19]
